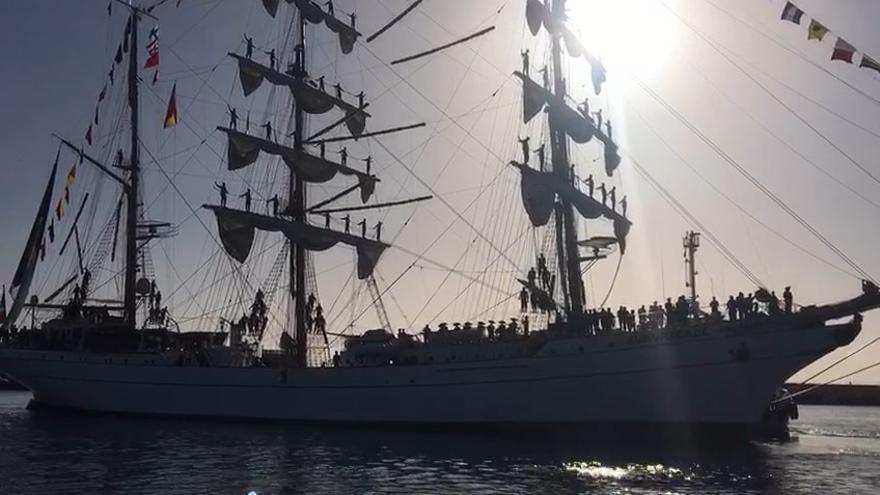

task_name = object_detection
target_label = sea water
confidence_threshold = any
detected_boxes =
[0,391,877,494]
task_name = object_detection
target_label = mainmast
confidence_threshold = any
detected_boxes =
[292,12,308,368]
[548,0,584,317]
[124,8,141,329]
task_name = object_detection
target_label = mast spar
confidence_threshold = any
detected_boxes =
[548,0,584,318]
[124,7,141,329]
[292,10,308,367]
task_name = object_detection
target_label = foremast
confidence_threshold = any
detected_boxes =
[518,0,629,322]
[547,0,583,317]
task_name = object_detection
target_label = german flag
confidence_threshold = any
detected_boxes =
[164,83,178,128]
[66,164,77,186]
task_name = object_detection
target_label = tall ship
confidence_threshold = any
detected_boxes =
[1,0,878,439]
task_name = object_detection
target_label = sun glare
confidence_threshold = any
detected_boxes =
[568,0,676,79]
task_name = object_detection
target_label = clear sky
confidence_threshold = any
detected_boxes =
[1,0,880,384]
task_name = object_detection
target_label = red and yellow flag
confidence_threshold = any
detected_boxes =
[164,83,178,128]
[66,164,77,186]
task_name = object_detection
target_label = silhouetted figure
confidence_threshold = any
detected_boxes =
[324,212,331,228]
[518,136,530,164]
[735,292,746,320]
[709,296,719,316]
[584,174,594,197]
[606,120,614,141]
[227,105,238,130]
[267,194,280,216]
[539,66,549,89]
[264,48,276,70]
[319,141,326,158]
[664,298,674,327]
[358,219,367,237]
[239,188,252,212]
[81,269,92,298]
[727,295,737,321]
[293,44,304,70]
[215,182,229,206]
[334,83,343,100]
[783,286,793,313]
[527,267,536,288]
[520,287,529,313]
[620,196,627,217]
[362,156,372,175]
[578,97,590,119]
[533,143,546,169]
[338,147,348,166]
[598,183,607,206]
[244,35,255,59]
[521,49,530,76]
[343,214,351,233]
[349,12,357,28]
[356,90,365,108]
[609,186,616,210]
[261,121,273,141]
[594,109,603,130]
[374,221,383,241]
[769,291,780,315]
[315,75,326,92]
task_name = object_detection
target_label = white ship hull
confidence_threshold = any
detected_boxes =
[0,319,857,428]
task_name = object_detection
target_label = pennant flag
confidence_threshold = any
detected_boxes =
[94,106,100,126]
[115,44,123,64]
[48,220,55,243]
[780,2,804,24]
[107,1,112,16]
[860,55,880,74]
[55,197,64,220]
[807,19,828,41]
[109,66,115,85]
[152,70,159,86]
[98,84,107,102]
[85,124,93,145]
[164,83,178,128]
[145,26,160,68]
[66,164,77,186]
[64,185,70,205]
[40,240,45,262]
[177,0,183,6]
[831,37,856,63]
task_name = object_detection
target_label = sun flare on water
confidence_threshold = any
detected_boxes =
[567,0,677,80]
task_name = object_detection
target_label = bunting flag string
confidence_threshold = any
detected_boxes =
[777,1,879,76]
[145,26,160,68]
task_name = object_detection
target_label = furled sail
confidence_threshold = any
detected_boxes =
[230,54,370,137]
[513,162,631,252]
[516,71,595,143]
[206,206,388,279]
[270,0,362,54]
[221,127,377,203]
[595,127,622,177]
[3,157,58,329]
[522,0,607,95]
[525,0,548,36]
[262,0,280,18]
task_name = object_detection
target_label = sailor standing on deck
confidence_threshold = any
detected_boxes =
[244,35,254,59]
[783,286,793,313]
